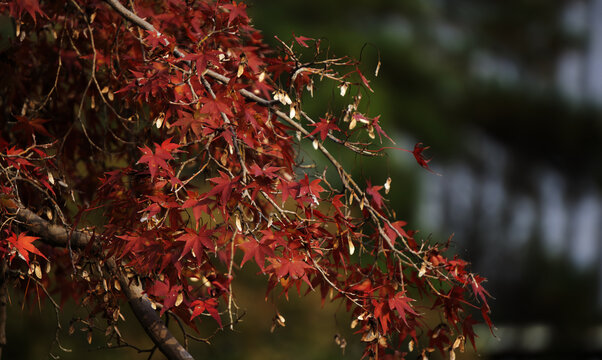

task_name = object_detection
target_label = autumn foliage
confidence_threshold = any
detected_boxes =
[0,0,491,359]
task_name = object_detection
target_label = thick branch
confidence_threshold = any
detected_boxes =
[10,207,195,360]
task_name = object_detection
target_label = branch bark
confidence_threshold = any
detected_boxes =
[10,207,195,360]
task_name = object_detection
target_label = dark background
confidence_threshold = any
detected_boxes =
[6,1,602,359]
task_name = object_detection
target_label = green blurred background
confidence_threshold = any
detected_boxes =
[7,1,602,359]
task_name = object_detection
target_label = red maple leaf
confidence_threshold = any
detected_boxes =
[222,1,248,25]
[307,117,340,142]
[356,66,373,92]
[8,0,46,22]
[146,278,182,315]
[462,314,479,350]
[365,180,384,209]
[177,226,215,262]
[191,298,222,327]
[297,174,324,198]
[199,95,234,122]
[207,171,239,206]
[7,232,47,265]
[271,257,312,286]
[293,33,312,48]
[181,50,223,74]
[144,30,170,50]
[13,115,51,138]
[388,291,418,326]
[331,194,345,216]
[238,236,274,272]
[383,220,410,247]
[410,143,440,175]
[137,138,181,179]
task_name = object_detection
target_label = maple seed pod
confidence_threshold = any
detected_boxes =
[384,177,392,194]
[34,264,42,279]
[306,81,314,97]
[47,171,55,185]
[258,71,266,82]
[361,329,378,343]
[375,60,381,77]
[349,117,357,130]
[350,318,358,329]
[408,339,414,352]
[339,82,349,96]
[154,112,165,128]
[367,125,376,139]
[235,214,243,233]
[175,292,184,307]
[418,263,427,277]
[45,208,53,220]
[312,139,319,150]
[348,238,355,255]
[107,90,114,101]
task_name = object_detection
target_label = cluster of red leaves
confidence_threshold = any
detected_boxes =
[0,0,491,358]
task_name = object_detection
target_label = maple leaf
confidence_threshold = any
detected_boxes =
[239,235,274,272]
[356,66,373,92]
[191,298,222,327]
[199,95,234,121]
[307,117,341,142]
[207,171,239,206]
[293,33,312,48]
[331,194,345,216]
[365,181,384,209]
[177,226,215,262]
[410,143,440,175]
[271,257,312,286]
[383,220,409,247]
[146,278,182,316]
[7,232,47,265]
[137,138,181,179]
[4,146,34,169]
[470,274,492,307]
[182,192,211,226]
[144,30,169,50]
[373,299,392,334]
[369,115,394,143]
[222,1,248,25]
[462,314,479,350]
[297,174,324,198]
[13,116,51,138]
[181,50,223,74]
[8,0,46,22]
[388,291,418,326]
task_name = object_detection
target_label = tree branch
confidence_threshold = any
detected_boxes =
[10,207,195,360]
